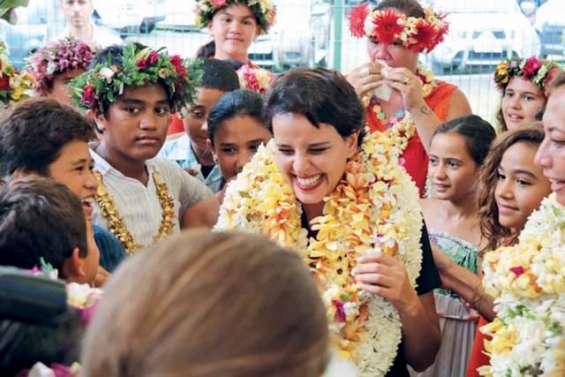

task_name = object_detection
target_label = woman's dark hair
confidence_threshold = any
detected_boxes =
[478,124,545,254]
[432,115,496,166]
[208,89,267,143]
[91,43,173,114]
[265,68,365,146]
[375,0,425,18]
[0,98,96,176]
[196,40,216,59]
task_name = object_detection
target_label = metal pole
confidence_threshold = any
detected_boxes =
[332,0,344,70]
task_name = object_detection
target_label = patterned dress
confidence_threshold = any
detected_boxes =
[412,231,479,377]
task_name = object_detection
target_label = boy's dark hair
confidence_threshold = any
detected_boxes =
[433,115,496,165]
[265,68,365,146]
[375,0,425,18]
[0,98,96,176]
[0,178,88,275]
[208,89,267,143]
[199,58,240,92]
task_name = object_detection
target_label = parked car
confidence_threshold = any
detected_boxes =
[429,0,541,73]
[534,0,565,60]
[93,0,167,34]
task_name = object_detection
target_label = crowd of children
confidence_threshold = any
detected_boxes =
[0,0,563,376]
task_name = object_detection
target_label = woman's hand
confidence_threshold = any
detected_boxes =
[94,266,110,287]
[346,62,385,98]
[352,253,420,315]
[384,67,426,112]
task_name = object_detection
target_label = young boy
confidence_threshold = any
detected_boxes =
[0,178,99,284]
[70,44,212,255]
[183,89,272,228]
[0,98,125,273]
[160,58,240,192]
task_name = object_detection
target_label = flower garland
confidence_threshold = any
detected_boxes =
[0,41,35,105]
[94,171,176,255]
[365,66,437,158]
[237,61,275,95]
[25,37,93,96]
[479,194,565,377]
[349,3,448,52]
[70,44,202,116]
[215,131,423,376]
[194,0,277,34]
[494,56,559,94]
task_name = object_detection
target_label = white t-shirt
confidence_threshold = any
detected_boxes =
[91,150,212,248]
[56,23,123,51]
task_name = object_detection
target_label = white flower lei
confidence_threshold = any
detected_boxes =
[215,131,423,376]
[480,194,565,377]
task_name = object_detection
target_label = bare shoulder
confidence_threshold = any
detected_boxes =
[447,88,472,120]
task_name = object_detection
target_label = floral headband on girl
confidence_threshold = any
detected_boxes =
[70,44,202,115]
[25,37,93,96]
[494,56,559,94]
[0,42,35,104]
[194,0,277,35]
[349,3,448,53]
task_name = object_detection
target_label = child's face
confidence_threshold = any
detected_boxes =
[428,132,479,201]
[96,84,171,163]
[47,139,97,221]
[212,115,271,182]
[208,4,259,60]
[184,87,225,154]
[47,68,85,108]
[495,142,551,232]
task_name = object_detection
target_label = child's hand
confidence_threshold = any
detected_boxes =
[93,266,110,287]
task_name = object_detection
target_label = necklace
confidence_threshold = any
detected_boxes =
[364,66,437,158]
[216,131,423,376]
[94,171,176,254]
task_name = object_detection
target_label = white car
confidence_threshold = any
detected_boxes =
[534,0,565,60]
[93,0,167,33]
[430,0,541,73]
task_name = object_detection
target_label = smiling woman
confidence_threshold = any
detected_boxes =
[217,68,442,377]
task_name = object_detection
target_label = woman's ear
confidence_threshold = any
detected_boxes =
[346,131,360,158]
[94,111,107,132]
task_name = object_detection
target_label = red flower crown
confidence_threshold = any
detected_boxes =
[349,3,448,53]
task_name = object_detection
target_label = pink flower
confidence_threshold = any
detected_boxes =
[210,0,227,7]
[332,299,346,322]
[147,51,159,65]
[0,74,9,90]
[81,85,96,108]
[522,57,542,78]
[170,55,186,76]
[509,266,525,277]
[136,57,148,70]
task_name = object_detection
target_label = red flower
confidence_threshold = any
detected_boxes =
[349,3,370,38]
[147,51,159,65]
[412,19,437,52]
[509,266,525,277]
[170,55,186,77]
[136,57,148,70]
[332,299,346,322]
[0,74,10,90]
[522,57,542,78]
[210,0,227,6]
[81,85,97,108]
[372,9,404,44]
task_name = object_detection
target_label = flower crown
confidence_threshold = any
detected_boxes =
[0,42,35,105]
[194,0,277,35]
[237,63,275,95]
[70,44,202,115]
[25,37,93,96]
[494,56,559,94]
[349,3,449,53]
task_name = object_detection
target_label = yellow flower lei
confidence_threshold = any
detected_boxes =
[94,171,176,255]
[364,66,437,158]
[216,131,423,376]
[479,194,565,377]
